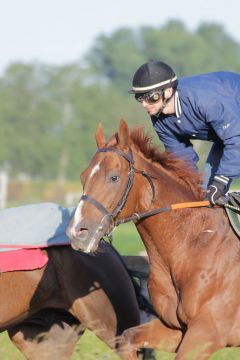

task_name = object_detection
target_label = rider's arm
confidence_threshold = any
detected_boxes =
[155,126,199,171]
[205,101,240,178]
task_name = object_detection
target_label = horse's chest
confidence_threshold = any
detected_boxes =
[148,270,199,327]
[148,274,180,328]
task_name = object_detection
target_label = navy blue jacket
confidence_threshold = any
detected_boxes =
[151,71,240,178]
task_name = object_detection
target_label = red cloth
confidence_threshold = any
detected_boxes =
[0,248,48,273]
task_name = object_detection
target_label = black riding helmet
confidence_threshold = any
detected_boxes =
[128,60,178,94]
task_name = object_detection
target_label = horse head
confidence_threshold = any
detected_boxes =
[67,119,137,253]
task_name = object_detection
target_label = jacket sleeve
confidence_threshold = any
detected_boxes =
[205,101,240,178]
[155,127,199,171]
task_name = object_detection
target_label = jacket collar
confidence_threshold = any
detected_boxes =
[175,91,182,118]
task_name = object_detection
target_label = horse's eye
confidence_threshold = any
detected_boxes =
[110,175,120,183]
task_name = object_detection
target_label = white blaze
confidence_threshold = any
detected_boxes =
[70,201,84,232]
[89,163,100,178]
[71,162,101,232]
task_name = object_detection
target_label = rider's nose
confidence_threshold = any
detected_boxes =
[141,100,149,108]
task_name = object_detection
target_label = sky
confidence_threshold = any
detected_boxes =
[1,0,239,74]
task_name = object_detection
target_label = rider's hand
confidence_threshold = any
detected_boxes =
[204,175,230,205]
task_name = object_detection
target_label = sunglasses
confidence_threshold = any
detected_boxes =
[135,91,162,104]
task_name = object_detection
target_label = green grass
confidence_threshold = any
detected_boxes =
[73,330,120,359]
[112,222,145,255]
[0,332,24,359]
[1,329,240,359]
[72,331,240,360]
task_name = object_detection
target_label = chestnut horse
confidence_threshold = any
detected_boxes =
[0,242,142,359]
[67,119,240,359]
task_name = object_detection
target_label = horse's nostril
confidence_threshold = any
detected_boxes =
[75,227,89,238]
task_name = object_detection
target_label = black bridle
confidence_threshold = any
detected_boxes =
[79,147,156,241]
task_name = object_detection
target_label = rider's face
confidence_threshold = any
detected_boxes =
[138,97,165,116]
[135,88,175,116]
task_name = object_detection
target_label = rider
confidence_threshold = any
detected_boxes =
[128,60,240,205]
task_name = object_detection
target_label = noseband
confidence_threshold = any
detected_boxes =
[79,147,155,242]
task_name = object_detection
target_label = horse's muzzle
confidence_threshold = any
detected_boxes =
[66,222,105,253]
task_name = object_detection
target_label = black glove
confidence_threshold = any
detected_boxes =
[205,175,231,205]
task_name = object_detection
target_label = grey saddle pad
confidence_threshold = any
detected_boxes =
[0,203,75,251]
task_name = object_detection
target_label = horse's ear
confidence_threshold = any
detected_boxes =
[118,119,130,148]
[95,122,106,148]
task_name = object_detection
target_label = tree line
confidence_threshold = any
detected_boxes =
[1,20,240,180]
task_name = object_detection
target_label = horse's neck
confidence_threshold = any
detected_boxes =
[136,155,195,206]
[134,155,202,266]
[137,210,189,252]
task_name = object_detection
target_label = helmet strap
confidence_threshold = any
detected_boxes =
[156,88,176,117]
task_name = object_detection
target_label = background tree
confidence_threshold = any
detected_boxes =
[0,20,240,180]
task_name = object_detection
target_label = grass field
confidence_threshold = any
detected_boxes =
[1,328,240,359]
[1,223,240,359]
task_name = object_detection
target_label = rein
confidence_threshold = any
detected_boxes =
[116,200,210,225]
[81,146,210,241]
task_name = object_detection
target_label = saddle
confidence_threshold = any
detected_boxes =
[225,192,240,237]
